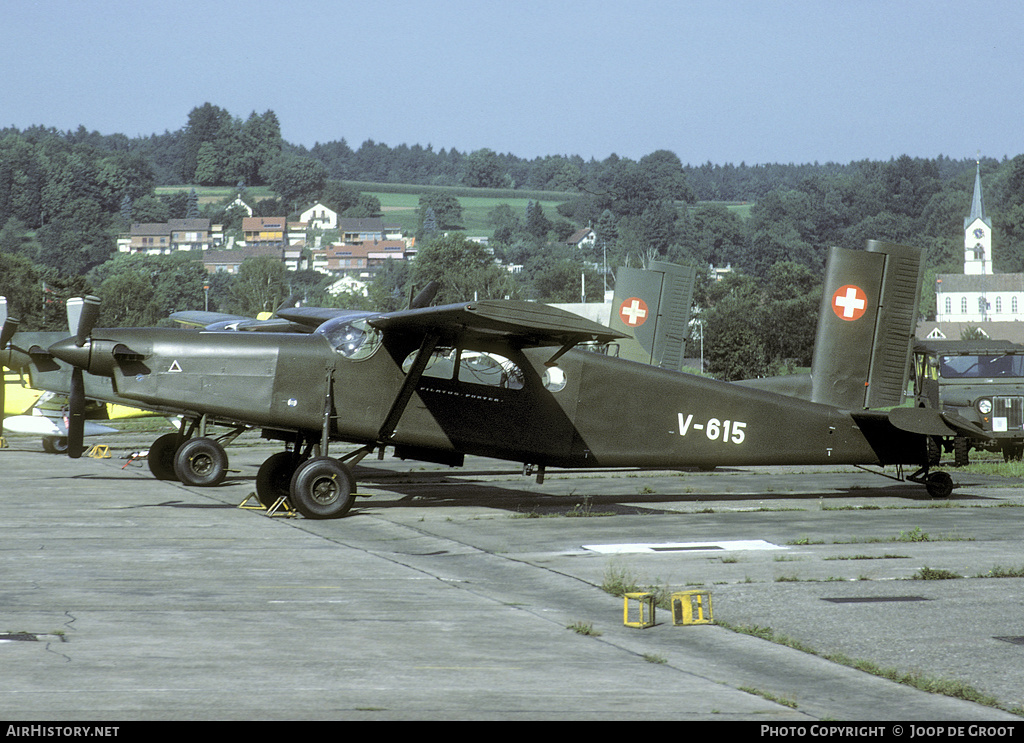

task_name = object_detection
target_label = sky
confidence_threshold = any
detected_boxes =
[3,0,1022,166]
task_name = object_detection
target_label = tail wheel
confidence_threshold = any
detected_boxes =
[289,457,355,519]
[925,471,953,499]
[173,437,228,487]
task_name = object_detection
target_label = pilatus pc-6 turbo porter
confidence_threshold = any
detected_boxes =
[5,241,982,518]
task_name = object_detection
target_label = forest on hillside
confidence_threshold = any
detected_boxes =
[3,102,1024,378]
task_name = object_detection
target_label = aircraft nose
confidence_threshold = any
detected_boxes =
[48,336,92,370]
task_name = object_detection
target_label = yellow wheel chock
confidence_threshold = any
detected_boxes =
[623,592,656,628]
[671,590,713,625]
[238,492,297,518]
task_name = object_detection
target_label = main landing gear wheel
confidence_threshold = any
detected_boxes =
[289,456,355,519]
[924,471,953,499]
[148,433,181,480]
[173,437,228,487]
[256,451,303,508]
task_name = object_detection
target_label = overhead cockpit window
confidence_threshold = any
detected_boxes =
[402,348,525,389]
[316,317,382,360]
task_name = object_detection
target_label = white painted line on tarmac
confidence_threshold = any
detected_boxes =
[582,539,786,554]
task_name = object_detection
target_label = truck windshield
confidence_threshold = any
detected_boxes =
[939,354,1024,379]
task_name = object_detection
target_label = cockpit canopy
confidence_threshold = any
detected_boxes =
[314,315,382,360]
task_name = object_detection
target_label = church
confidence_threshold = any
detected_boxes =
[923,162,1024,340]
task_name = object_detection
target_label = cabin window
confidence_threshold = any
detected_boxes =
[315,317,382,360]
[402,348,525,389]
[542,366,567,392]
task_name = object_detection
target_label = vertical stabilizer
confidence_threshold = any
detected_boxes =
[609,261,697,371]
[810,241,924,409]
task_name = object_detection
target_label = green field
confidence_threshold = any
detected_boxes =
[368,190,571,237]
[157,182,750,239]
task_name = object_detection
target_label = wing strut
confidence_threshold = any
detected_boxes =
[544,338,584,367]
[377,331,440,444]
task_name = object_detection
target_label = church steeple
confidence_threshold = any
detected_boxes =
[965,160,991,230]
[964,160,993,275]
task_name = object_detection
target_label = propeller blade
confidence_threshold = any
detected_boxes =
[410,281,440,310]
[0,316,17,350]
[67,295,101,347]
[67,367,86,458]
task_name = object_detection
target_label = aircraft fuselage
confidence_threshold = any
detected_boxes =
[44,325,919,472]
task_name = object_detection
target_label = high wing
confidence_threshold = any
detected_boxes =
[368,300,627,349]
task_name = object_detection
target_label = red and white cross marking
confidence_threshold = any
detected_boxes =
[831,284,868,321]
[619,297,649,327]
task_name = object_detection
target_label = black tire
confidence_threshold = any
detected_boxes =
[289,457,355,519]
[953,436,970,467]
[42,436,68,454]
[148,433,181,480]
[173,437,228,487]
[1002,444,1024,462]
[925,471,953,499]
[256,451,301,508]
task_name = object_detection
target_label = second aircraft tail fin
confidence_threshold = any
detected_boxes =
[608,260,697,371]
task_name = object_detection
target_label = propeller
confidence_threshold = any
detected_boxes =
[67,295,101,348]
[62,296,100,459]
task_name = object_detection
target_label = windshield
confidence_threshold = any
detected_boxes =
[939,353,1024,379]
[314,316,381,360]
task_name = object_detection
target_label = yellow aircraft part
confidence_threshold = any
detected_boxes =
[3,370,43,416]
[106,404,153,420]
[3,368,151,420]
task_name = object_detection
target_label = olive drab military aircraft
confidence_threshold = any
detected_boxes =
[1,297,161,452]
[0,241,990,519]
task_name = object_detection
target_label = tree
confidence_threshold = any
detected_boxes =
[239,110,283,185]
[418,193,463,231]
[531,259,603,303]
[412,233,519,304]
[638,149,695,203]
[761,261,820,367]
[463,148,507,188]
[702,273,769,381]
[180,103,234,183]
[525,200,550,239]
[230,255,287,315]
[263,155,327,211]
